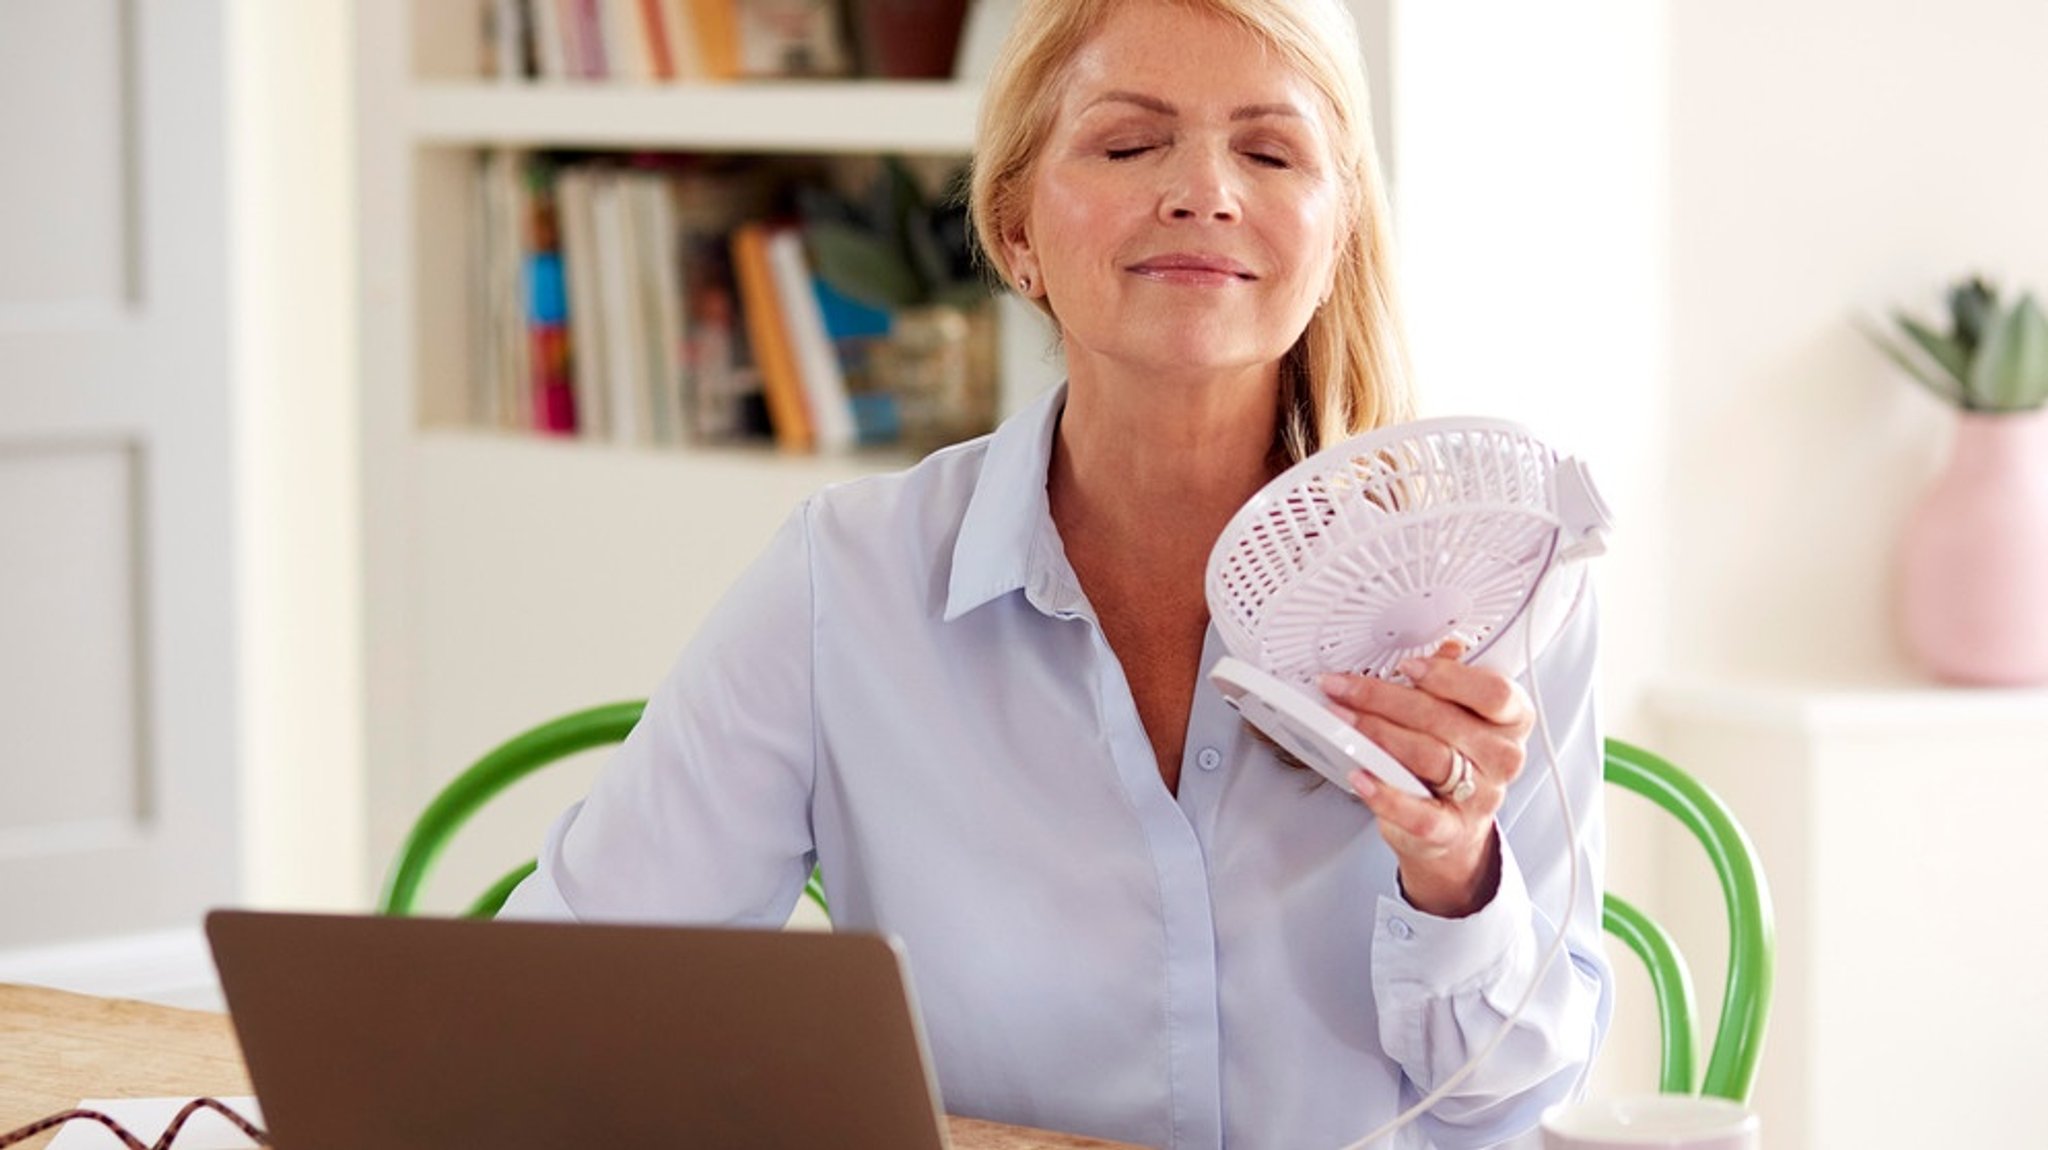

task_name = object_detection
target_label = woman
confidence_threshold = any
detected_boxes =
[504,1,1612,1147]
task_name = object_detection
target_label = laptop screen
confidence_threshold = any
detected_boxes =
[205,911,950,1150]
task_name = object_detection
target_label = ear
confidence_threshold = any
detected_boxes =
[1001,220,1039,298]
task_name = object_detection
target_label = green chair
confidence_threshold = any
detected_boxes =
[380,708,1771,1103]
[378,700,828,919]
[1603,737,1774,1103]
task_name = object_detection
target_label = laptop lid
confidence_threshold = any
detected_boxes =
[204,910,950,1150]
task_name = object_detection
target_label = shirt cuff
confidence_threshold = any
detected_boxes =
[1372,832,1534,995]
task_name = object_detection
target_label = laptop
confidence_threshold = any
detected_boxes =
[204,910,951,1150]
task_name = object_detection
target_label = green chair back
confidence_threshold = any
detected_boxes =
[378,709,1771,1103]
[1603,737,1775,1103]
[377,700,827,919]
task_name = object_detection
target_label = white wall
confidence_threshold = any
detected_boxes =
[1654,4,2048,1144]
[1668,0,2048,683]
[230,0,364,909]
[1392,0,1670,721]
[1390,0,1670,1099]
[1392,0,2048,1138]
[1395,0,2048,690]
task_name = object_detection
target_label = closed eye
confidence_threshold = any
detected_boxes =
[1246,152,1291,169]
[1106,145,1155,161]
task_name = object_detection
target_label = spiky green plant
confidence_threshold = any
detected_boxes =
[1869,276,2048,413]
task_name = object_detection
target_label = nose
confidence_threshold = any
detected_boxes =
[1159,144,1242,224]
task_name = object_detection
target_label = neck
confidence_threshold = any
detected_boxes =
[1049,360,1281,564]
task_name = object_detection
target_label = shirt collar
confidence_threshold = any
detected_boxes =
[943,382,1084,621]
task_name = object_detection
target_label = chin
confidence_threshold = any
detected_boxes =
[1116,328,1281,372]
[1156,334,1291,373]
[1067,316,1297,381]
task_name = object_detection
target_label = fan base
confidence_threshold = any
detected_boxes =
[1209,657,1432,798]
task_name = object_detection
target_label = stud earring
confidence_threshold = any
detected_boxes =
[1018,274,1033,294]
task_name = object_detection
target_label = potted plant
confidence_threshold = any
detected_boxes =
[800,158,997,451]
[1868,276,2048,685]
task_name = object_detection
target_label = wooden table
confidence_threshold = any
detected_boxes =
[0,983,1141,1149]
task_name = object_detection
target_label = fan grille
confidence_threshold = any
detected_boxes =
[1208,421,1563,684]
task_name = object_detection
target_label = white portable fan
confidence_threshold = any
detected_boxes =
[1207,416,1612,796]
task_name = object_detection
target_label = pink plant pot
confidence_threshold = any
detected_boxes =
[1899,408,2048,685]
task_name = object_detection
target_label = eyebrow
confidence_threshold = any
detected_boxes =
[1087,90,1306,122]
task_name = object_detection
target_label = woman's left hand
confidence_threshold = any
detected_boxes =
[1318,641,1535,918]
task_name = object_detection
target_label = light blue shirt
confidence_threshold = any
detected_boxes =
[504,383,1613,1150]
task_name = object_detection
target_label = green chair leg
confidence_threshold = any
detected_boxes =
[1602,891,1699,1095]
[1604,738,1776,1103]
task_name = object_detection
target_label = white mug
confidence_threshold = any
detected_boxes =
[1541,1095,1760,1150]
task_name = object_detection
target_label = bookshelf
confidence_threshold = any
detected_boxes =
[409,81,980,151]
[357,0,1065,902]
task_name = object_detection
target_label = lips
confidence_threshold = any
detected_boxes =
[1126,253,1257,283]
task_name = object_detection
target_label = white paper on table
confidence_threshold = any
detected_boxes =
[46,1097,264,1149]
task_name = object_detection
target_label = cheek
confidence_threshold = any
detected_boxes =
[1282,196,1347,296]
[1030,172,1133,276]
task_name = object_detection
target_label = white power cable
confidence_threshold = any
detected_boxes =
[1332,607,1584,1150]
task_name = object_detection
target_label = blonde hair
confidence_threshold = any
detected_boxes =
[969,0,1415,458]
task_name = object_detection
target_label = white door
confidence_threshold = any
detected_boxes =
[0,0,238,946]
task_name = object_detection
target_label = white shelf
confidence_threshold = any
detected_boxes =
[410,81,981,153]
[1642,673,2048,1150]
[1648,676,2048,735]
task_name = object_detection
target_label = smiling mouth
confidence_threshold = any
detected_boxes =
[1126,255,1257,283]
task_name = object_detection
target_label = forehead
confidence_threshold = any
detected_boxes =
[1055,2,1329,124]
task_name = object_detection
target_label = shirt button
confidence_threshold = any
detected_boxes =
[1196,747,1222,771]
[1388,917,1414,941]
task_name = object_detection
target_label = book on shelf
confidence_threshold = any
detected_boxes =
[553,168,610,436]
[730,221,815,453]
[628,173,691,444]
[504,162,747,447]
[467,151,580,436]
[734,0,853,78]
[597,0,641,82]
[688,0,744,79]
[479,0,750,81]
[472,150,529,431]
[464,150,997,454]
[522,157,579,435]
[635,0,698,80]
[764,226,858,451]
[468,155,500,425]
[685,268,747,440]
[557,0,596,78]
[527,0,568,79]
[668,171,759,440]
[585,172,647,442]
[485,0,534,83]
[481,0,977,82]
[813,275,897,444]
[673,167,785,440]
